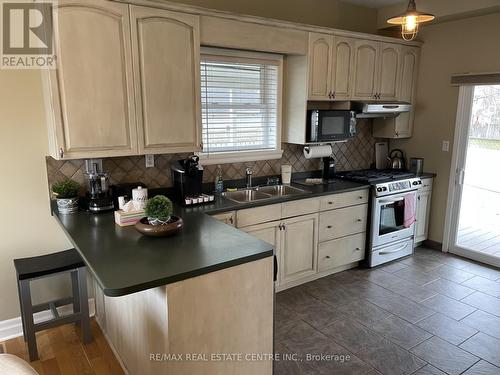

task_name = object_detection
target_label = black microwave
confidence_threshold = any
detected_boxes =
[306,110,357,142]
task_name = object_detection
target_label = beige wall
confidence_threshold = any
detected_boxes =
[391,12,500,243]
[0,70,73,320]
[168,0,378,33]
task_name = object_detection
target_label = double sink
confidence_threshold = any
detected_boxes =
[223,185,310,204]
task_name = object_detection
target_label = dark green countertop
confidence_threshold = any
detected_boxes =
[53,179,369,297]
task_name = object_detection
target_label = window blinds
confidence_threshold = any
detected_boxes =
[200,54,279,154]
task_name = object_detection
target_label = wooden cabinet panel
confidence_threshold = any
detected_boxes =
[236,204,282,228]
[282,197,320,218]
[415,189,432,243]
[131,6,201,154]
[352,40,379,100]
[46,0,137,159]
[331,37,355,100]
[318,233,366,272]
[319,204,368,242]
[319,190,369,211]
[378,43,401,101]
[308,33,333,100]
[281,214,318,284]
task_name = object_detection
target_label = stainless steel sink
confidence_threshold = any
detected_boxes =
[256,185,310,197]
[223,185,310,204]
[223,189,272,203]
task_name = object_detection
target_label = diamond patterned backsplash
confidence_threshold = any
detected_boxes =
[46,120,377,190]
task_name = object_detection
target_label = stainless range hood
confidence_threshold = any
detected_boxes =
[355,101,411,118]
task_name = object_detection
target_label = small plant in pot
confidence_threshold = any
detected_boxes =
[145,195,173,226]
[52,179,80,214]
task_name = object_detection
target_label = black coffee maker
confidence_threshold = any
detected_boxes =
[322,156,336,182]
[171,155,204,203]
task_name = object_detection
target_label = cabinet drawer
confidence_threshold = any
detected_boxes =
[319,190,369,211]
[236,204,282,228]
[282,198,320,218]
[319,204,368,241]
[420,178,433,192]
[211,211,236,226]
[318,233,366,272]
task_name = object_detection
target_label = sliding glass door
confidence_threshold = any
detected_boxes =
[448,85,500,267]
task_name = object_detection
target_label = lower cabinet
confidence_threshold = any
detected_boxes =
[318,233,365,272]
[415,178,433,244]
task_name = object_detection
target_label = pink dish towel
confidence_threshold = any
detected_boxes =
[403,192,417,228]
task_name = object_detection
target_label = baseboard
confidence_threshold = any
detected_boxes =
[0,298,95,342]
[421,239,443,252]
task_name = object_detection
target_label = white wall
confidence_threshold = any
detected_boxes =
[0,70,73,320]
[391,12,500,243]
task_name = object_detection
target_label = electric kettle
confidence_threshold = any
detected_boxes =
[388,149,405,170]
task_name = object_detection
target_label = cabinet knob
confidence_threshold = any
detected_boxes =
[332,91,336,99]
[359,196,364,199]
[325,255,331,259]
[229,217,234,224]
[357,219,362,222]
[328,201,333,205]
[327,225,332,229]
[59,148,64,158]
[355,248,361,251]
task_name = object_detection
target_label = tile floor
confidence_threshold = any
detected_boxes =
[275,247,500,375]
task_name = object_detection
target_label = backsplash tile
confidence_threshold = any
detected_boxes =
[46,120,377,190]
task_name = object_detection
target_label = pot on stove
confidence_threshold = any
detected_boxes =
[388,149,405,170]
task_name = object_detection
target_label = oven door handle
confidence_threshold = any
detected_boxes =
[379,197,405,204]
[379,242,409,255]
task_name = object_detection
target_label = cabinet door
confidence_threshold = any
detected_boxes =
[308,33,333,100]
[131,6,201,154]
[331,37,355,100]
[377,43,401,101]
[415,190,432,243]
[46,0,137,159]
[241,221,281,285]
[395,46,420,137]
[352,40,379,100]
[281,214,318,284]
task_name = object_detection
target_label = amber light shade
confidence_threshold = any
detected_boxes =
[387,0,435,41]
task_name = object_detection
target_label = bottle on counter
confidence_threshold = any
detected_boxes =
[214,164,224,195]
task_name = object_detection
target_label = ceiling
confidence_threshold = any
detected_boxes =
[341,0,406,9]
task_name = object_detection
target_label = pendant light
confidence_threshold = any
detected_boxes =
[387,0,435,41]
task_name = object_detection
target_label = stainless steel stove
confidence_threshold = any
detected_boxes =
[337,170,422,267]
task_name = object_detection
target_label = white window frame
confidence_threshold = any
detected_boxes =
[198,47,283,165]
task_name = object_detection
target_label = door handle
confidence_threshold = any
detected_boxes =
[379,242,409,255]
[457,168,465,185]
[379,197,405,204]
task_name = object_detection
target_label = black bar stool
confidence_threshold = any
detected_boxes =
[14,249,92,361]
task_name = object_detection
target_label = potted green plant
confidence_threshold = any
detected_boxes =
[135,195,183,237]
[144,195,173,225]
[52,179,80,214]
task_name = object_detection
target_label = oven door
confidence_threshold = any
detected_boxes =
[371,192,416,248]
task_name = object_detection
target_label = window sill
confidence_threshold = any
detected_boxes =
[197,149,283,165]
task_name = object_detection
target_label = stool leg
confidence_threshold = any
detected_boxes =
[17,279,27,342]
[71,270,81,317]
[19,279,38,361]
[77,267,92,344]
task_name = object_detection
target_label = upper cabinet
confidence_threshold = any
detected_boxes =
[131,6,201,154]
[352,40,379,100]
[44,0,201,159]
[45,0,138,159]
[377,43,401,101]
[331,37,355,100]
[308,33,333,100]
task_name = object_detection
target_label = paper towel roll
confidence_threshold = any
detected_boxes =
[303,145,332,159]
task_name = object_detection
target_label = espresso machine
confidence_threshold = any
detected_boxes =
[84,159,114,213]
[171,155,205,205]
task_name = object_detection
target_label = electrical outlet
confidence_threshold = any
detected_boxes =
[442,140,450,152]
[145,154,155,168]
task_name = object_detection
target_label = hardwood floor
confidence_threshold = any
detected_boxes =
[1,319,124,375]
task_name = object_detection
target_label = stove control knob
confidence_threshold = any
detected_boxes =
[382,187,387,191]
[377,187,383,192]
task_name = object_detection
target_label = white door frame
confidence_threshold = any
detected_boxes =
[443,85,500,267]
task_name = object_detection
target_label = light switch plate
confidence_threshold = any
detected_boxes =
[442,140,450,152]
[145,154,154,168]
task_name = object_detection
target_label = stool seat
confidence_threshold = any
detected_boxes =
[14,249,84,280]
[0,354,39,375]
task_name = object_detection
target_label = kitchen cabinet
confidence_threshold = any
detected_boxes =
[352,39,379,100]
[415,178,433,244]
[319,204,368,242]
[280,214,318,284]
[373,46,419,138]
[44,0,137,159]
[308,33,333,100]
[318,233,366,272]
[44,0,201,159]
[131,6,201,154]
[330,37,356,100]
[377,43,401,101]
[210,211,236,226]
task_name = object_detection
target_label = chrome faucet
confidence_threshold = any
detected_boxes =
[245,167,253,188]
